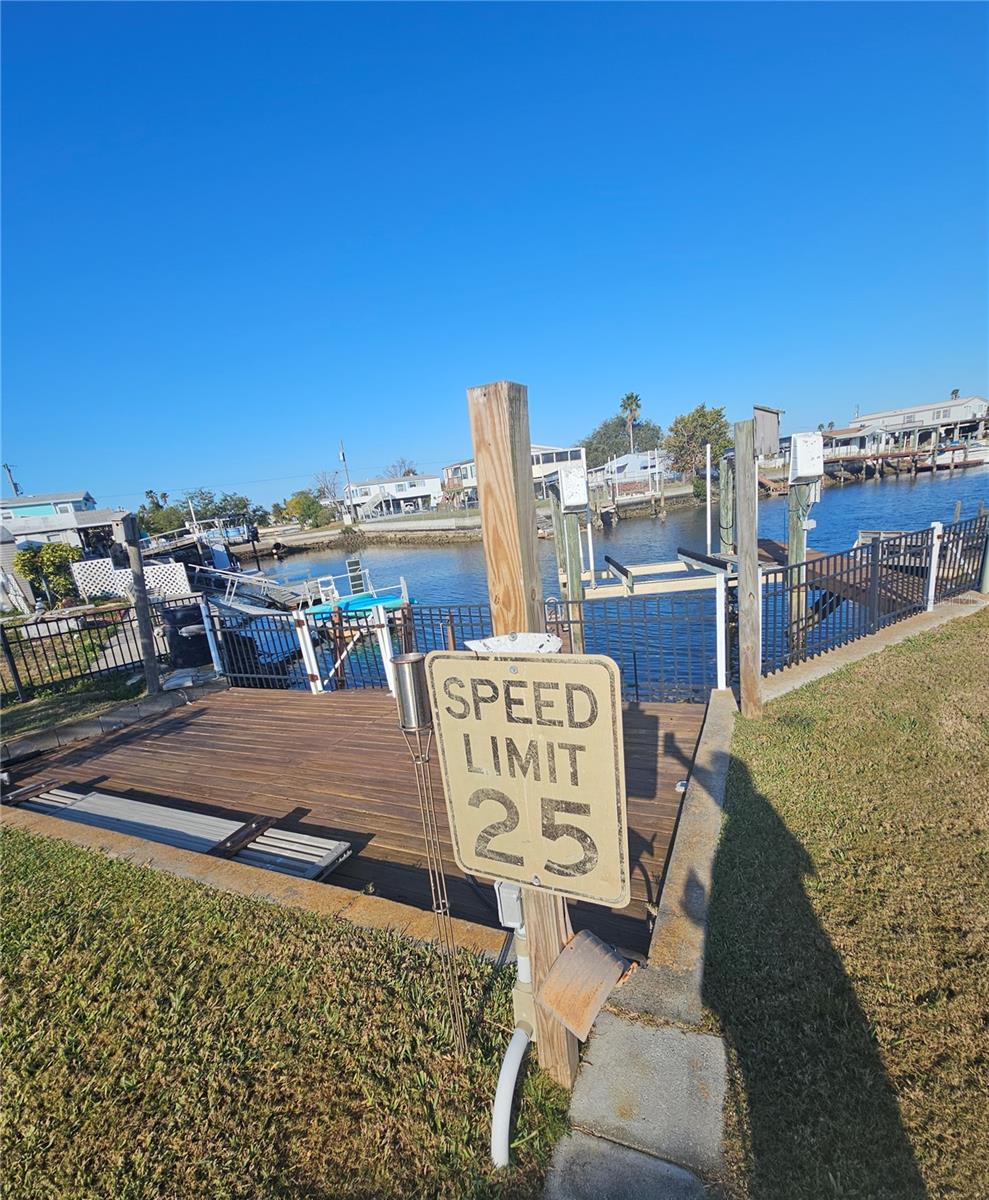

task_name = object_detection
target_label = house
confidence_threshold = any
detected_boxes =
[442,444,586,503]
[343,474,443,517]
[0,490,123,555]
[848,397,988,449]
[586,449,676,493]
[821,422,892,459]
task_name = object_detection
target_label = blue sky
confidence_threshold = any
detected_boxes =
[2,2,986,509]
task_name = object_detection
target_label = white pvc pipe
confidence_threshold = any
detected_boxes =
[706,442,712,555]
[491,1024,533,1169]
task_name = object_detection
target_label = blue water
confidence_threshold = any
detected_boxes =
[267,465,988,607]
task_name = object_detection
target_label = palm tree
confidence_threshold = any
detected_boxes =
[620,393,642,454]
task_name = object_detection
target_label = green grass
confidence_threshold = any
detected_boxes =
[0,831,567,1199]
[1,676,145,739]
[705,607,989,1199]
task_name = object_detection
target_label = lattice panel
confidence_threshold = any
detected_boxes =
[71,558,190,600]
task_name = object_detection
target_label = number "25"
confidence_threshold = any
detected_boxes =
[468,787,600,877]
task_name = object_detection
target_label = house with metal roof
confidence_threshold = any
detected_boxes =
[0,490,123,553]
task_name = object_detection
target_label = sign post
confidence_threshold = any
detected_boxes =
[466,380,582,1087]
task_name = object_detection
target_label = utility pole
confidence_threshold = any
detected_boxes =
[3,464,22,496]
[734,419,761,718]
[113,513,161,695]
[467,380,579,1089]
[339,440,356,521]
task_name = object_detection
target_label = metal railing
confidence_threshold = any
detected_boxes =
[1,595,202,702]
[758,517,987,675]
[935,515,988,601]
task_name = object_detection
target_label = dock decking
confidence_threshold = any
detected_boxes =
[8,688,704,955]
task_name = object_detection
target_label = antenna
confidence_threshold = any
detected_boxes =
[3,463,23,496]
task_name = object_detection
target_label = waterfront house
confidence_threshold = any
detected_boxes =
[848,396,988,450]
[343,474,443,517]
[443,444,586,503]
[586,449,676,494]
[0,490,123,555]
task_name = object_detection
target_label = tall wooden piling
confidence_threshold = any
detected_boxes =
[467,380,580,1089]
[735,420,762,718]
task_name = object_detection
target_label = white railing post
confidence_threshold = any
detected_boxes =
[926,521,943,611]
[373,604,396,694]
[715,572,727,690]
[198,598,223,676]
[294,614,324,693]
[586,521,596,589]
[757,566,764,676]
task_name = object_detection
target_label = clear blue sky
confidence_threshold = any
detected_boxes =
[2,2,986,509]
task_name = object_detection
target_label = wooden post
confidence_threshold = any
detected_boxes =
[549,489,585,653]
[113,514,161,695]
[718,455,735,555]
[734,420,761,718]
[467,380,580,1089]
[331,608,347,688]
[786,483,813,656]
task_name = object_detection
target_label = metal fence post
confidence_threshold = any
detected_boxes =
[197,598,224,676]
[926,522,943,611]
[868,538,882,631]
[715,572,727,690]
[1,625,26,702]
[979,527,989,595]
[294,614,324,694]
[373,604,396,694]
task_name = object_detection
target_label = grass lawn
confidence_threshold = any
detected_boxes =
[0,831,567,1199]
[705,606,989,1199]
[1,676,145,740]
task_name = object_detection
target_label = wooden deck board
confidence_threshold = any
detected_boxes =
[8,688,705,956]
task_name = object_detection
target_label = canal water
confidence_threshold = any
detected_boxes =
[268,465,988,607]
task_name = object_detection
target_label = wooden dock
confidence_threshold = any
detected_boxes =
[7,688,705,956]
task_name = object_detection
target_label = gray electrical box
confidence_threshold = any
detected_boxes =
[753,405,783,459]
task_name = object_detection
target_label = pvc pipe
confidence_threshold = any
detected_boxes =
[491,1024,533,1169]
[705,442,712,556]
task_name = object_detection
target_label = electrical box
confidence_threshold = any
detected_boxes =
[495,881,524,930]
[788,432,825,484]
[753,405,783,459]
[558,462,589,511]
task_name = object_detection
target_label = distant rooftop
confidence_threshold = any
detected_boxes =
[346,474,440,488]
[1,490,94,506]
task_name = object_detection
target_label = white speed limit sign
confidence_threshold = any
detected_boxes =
[425,651,630,908]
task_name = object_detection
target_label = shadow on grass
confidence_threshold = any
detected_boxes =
[702,756,927,1199]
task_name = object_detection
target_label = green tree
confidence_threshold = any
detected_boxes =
[137,503,188,536]
[581,415,664,469]
[14,543,82,602]
[283,489,326,528]
[183,488,269,527]
[664,404,731,477]
[619,392,642,454]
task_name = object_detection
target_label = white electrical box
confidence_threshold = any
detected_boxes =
[495,881,524,930]
[789,432,825,484]
[558,462,589,510]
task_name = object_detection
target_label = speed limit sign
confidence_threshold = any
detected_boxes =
[425,651,630,908]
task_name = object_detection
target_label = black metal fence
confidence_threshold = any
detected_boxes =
[935,515,988,601]
[759,517,987,675]
[1,596,202,703]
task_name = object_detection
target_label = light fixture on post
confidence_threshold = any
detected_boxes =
[392,652,468,1056]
